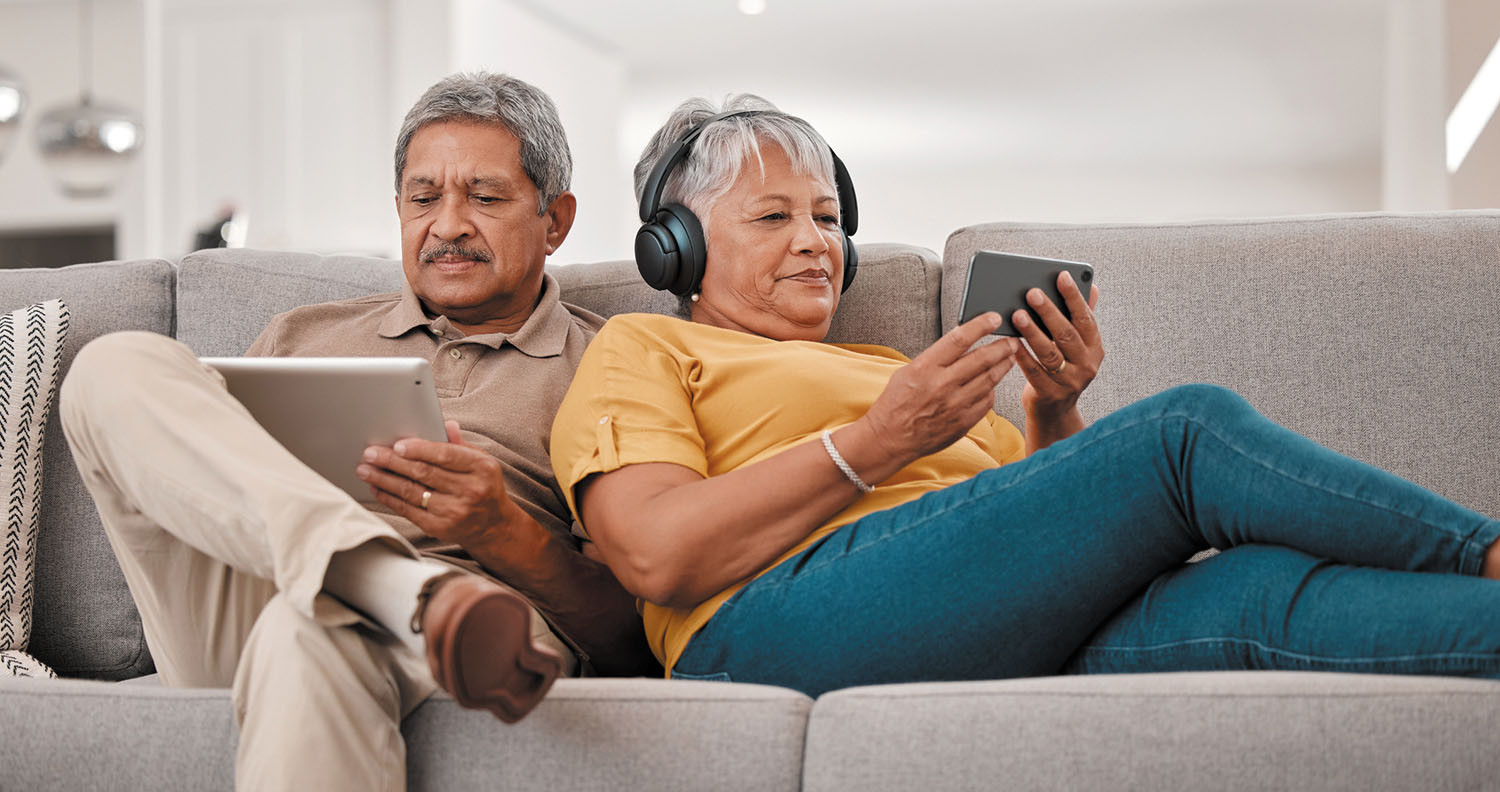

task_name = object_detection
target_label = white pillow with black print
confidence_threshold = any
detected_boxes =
[0,299,69,678]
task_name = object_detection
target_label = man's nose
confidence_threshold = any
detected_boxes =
[432,198,476,240]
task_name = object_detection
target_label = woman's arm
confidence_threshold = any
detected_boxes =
[578,314,1017,609]
[1011,272,1105,453]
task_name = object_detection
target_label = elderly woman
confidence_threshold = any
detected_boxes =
[550,96,1500,696]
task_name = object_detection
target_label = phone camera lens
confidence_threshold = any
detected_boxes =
[1080,271,1093,282]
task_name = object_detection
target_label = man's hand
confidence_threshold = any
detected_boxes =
[357,420,525,554]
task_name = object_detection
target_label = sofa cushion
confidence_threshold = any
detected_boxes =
[943,210,1500,518]
[181,243,944,360]
[0,676,812,792]
[0,261,175,680]
[803,671,1500,791]
[552,243,944,360]
[176,249,407,356]
[1,299,70,678]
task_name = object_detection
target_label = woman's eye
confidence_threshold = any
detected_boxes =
[758,212,787,222]
[818,215,840,227]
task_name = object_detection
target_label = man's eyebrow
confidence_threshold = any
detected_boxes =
[469,176,513,190]
[403,175,438,190]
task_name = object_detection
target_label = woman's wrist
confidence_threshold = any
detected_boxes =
[829,418,911,489]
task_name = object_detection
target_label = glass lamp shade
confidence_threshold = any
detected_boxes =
[34,98,143,198]
[0,69,25,165]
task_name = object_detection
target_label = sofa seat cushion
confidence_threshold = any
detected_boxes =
[0,676,812,791]
[0,299,70,678]
[803,671,1500,791]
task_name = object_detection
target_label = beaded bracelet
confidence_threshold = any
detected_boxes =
[821,429,874,494]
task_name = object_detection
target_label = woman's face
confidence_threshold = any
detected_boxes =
[691,144,845,342]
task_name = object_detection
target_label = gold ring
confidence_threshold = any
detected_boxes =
[420,490,432,509]
[1048,360,1068,376]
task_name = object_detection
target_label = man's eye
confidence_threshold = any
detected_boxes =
[818,215,841,227]
[411,197,435,206]
[474,196,501,205]
[758,212,787,221]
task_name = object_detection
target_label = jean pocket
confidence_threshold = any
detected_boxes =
[670,668,733,683]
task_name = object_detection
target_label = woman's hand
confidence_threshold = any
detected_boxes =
[860,312,1018,463]
[1011,272,1104,449]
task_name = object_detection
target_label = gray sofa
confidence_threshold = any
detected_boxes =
[4,210,1500,790]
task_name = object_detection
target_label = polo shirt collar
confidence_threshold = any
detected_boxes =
[378,273,572,358]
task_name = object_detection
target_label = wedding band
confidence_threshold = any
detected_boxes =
[1048,360,1068,376]
[420,490,432,509]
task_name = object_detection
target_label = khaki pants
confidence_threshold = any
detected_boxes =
[60,331,569,791]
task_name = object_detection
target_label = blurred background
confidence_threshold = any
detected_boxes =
[0,0,1495,267]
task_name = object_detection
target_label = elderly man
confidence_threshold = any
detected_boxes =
[59,72,650,790]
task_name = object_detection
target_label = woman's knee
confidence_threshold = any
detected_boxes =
[1153,383,1252,420]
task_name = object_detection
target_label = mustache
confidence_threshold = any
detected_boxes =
[420,242,492,264]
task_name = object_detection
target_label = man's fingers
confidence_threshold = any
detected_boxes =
[358,462,431,505]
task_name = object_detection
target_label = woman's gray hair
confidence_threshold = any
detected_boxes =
[394,72,572,215]
[633,94,838,234]
[635,95,839,316]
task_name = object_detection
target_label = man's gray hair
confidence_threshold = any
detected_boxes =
[394,72,572,214]
[633,94,837,233]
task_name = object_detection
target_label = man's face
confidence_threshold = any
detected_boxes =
[397,121,571,332]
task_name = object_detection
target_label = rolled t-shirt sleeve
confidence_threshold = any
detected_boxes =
[550,316,709,527]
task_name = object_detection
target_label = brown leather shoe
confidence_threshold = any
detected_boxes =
[417,572,564,723]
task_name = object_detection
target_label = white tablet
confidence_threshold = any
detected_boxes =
[200,356,447,502]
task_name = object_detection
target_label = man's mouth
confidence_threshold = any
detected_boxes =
[421,243,492,268]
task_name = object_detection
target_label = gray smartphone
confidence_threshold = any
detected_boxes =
[958,250,1094,337]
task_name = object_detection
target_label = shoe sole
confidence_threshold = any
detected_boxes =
[443,588,564,723]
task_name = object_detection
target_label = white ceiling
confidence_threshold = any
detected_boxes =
[518,0,1387,172]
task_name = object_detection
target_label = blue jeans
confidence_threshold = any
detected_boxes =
[671,385,1500,697]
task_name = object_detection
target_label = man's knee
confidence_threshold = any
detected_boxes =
[61,331,197,426]
[234,595,426,723]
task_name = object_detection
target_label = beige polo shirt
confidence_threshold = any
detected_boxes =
[246,273,604,555]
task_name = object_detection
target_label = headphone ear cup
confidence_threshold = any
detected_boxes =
[840,236,858,293]
[635,204,707,296]
[634,222,679,292]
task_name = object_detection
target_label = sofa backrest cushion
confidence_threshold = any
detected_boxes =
[0,260,175,680]
[177,242,944,359]
[943,210,1500,518]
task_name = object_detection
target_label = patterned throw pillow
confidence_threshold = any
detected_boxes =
[0,299,69,678]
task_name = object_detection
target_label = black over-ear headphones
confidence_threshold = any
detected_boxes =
[634,109,859,297]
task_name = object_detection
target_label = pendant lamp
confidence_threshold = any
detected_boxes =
[0,67,24,165]
[34,0,143,198]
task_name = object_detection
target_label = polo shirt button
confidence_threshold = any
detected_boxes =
[599,416,609,424]
[449,348,462,359]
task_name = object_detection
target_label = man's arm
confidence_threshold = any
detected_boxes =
[358,422,659,676]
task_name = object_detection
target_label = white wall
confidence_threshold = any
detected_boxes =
[0,0,146,249]
[444,0,631,264]
[154,0,392,258]
[0,0,1481,266]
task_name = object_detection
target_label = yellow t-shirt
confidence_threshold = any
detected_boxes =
[550,313,1025,672]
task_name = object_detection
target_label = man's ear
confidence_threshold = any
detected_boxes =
[543,191,577,256]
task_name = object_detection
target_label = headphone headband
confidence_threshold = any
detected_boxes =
[634,106,859,296]
[637,110,767,223]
